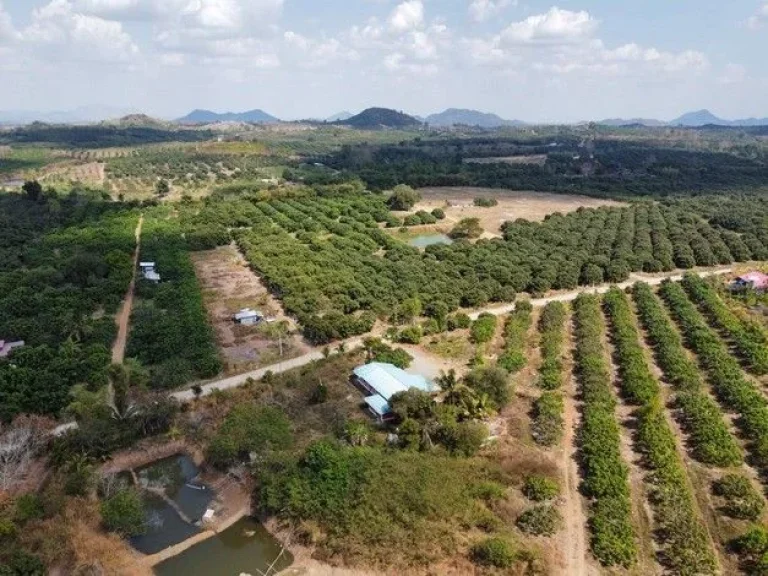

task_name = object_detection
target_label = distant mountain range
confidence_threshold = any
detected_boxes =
[0,106,137,125]
[599,109,768,128]
[426,108,526,128]
[176,109,279,125]
[337,108,422,129]
[326,111,354,122]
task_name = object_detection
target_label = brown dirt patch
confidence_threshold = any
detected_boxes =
[414,187,626,235]
[192,244,311,375]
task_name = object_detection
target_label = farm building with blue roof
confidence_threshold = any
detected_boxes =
[352,362,437,421]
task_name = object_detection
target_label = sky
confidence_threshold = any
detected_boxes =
[0,0,766,122]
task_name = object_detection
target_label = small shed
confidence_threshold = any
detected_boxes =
[0,340,25,358]
[731,272,768,292]
[139,262,161,283]
[233,308,263,326]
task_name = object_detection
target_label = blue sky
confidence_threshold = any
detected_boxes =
[0,0,765,122]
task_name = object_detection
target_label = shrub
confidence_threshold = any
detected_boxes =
[523,475,560,502]
[206,404,293,468]
[470,313,497,344]
[449,218,483,240]
[713,474,765,521]
[100,488,145,537]
[516,505,562,536]
[447,313,471,331]
[387,185,421,211]
[431,208,445,220]
[470,537,517,568]
[397,325,423,345]
[463,366,511,411]
[531,392,564,447]
[473,197,498,208]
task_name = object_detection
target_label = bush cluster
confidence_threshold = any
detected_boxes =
[572,294,637,568]
[712,474,765,521]
[682,274,768,375]
[661,280,768,469]
[605,287,718,574]
[516,505,562,536]
[632,282,742,467]
[497,302,531,374]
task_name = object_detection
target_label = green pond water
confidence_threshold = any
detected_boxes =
[408,234,454,248]
[154,518,293,576]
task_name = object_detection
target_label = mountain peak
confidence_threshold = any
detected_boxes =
[176,109,279,125]
[426,108,525,128]
[338,108,421,129]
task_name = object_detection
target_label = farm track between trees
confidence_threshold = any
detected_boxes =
[175,267,731,402]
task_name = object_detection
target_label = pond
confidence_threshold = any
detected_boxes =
[128,454,215,555]
[154,518,293,576]
[408,234,454,249]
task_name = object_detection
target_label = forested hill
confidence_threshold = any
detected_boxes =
[339,108,422,129]
[1,124,212,148]
[328,136,768,197]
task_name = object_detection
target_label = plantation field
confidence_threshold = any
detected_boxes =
[179,191,768,344]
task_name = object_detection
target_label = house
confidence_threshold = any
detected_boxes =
[0,340,25,358]
[139,262,161,283]
[233,308,263,326]
[352,362,437,421]
[731,272,768,292]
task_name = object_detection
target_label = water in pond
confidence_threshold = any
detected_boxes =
[154,518,293,576]
[128,454,215,555]
[408,234,453,249]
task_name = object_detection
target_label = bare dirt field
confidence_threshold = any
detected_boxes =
[413,187,626,236]
[192,244,311,375]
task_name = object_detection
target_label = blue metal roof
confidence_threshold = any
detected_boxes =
[353,362,435,401]
[364,395,391,417]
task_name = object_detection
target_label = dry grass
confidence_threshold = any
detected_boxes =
[414,187,626,235]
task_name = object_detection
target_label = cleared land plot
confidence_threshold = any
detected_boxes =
[192,244,310,374]
[414,187,626,235]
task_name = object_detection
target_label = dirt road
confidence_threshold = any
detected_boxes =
[469,267,733,320]
[559,318,590,576]
[111,215,143,364]
[177,267,732,403]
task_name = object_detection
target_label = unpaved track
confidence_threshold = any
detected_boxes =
[112,215,143,364]
[180,267,732,403]
[469,267,733,320]
[559,314,590,576]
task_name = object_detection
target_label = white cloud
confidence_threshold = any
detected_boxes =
[284,31,359,68]
[25,0,139,63]
[389,1,424,32]
[0,2,18,43]
[383,51,437,75]
[468,0,514,23]
[747,3,768,29]
[501,7,597,44]
[718,63,747,85]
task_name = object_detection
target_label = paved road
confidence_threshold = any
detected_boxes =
[52,266,733,434]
